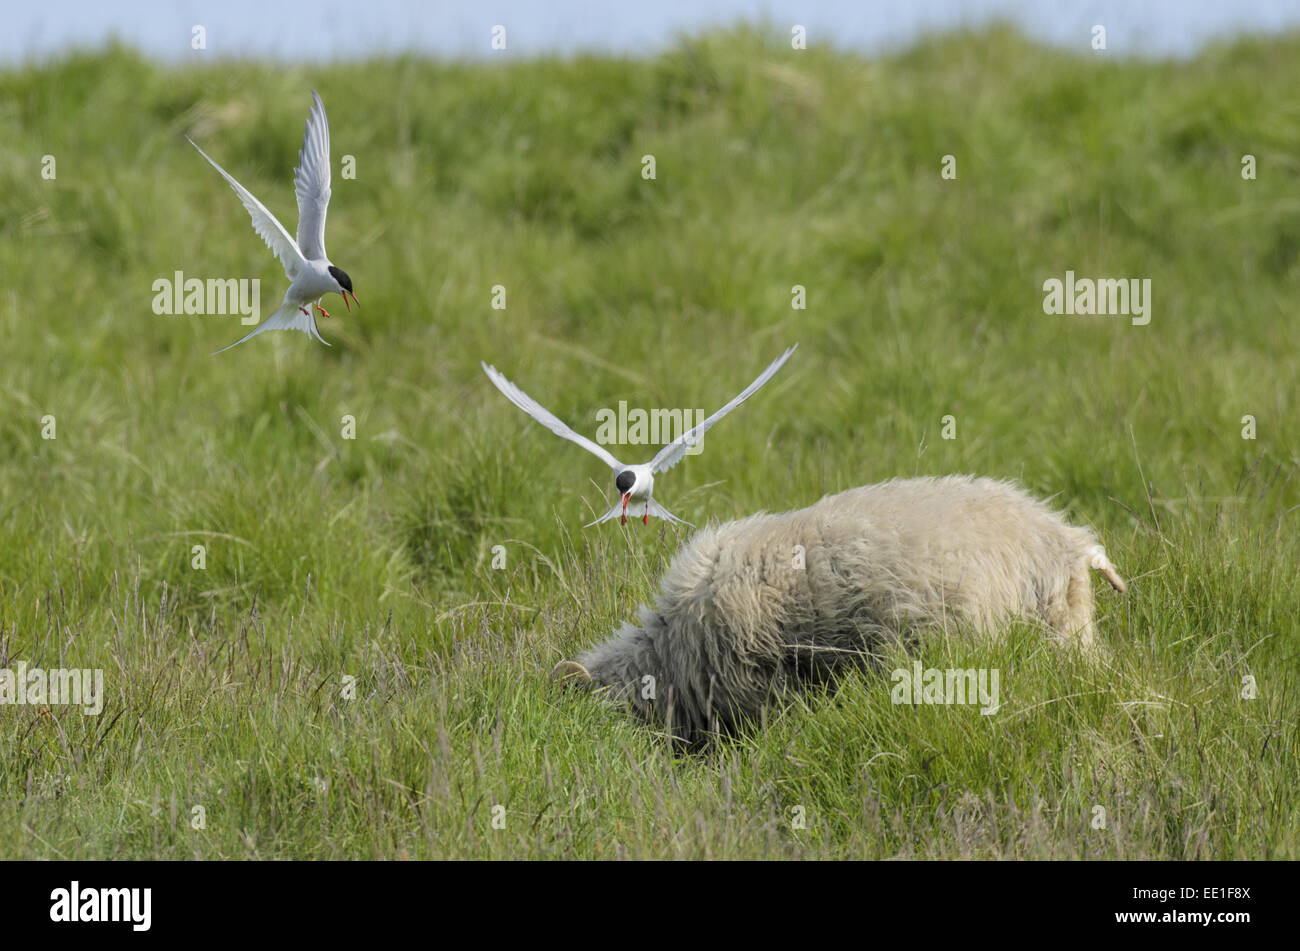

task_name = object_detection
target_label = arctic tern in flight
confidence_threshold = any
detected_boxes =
[187,90,356,353]
[481,345,797,526]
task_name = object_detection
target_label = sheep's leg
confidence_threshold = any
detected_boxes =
[1039,565,1097,650]
[1063,567,1097,650]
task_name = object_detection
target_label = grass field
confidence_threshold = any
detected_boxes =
[0,25,1297,859]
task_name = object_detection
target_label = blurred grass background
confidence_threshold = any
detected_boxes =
[0,26,1296,858]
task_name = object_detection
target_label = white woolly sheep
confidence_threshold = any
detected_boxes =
[553,475,1126,745]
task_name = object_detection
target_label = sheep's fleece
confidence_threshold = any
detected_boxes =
[554,475,1126,744]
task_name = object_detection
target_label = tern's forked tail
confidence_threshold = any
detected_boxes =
[213,302,331,354]
[585,497,693,528]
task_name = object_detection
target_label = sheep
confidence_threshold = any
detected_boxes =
[553,475,1126,745]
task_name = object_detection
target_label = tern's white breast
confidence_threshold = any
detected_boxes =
[290,260,338,302]
[628,467,654,501]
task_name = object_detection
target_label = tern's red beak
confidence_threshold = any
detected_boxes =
[342,290,356,312]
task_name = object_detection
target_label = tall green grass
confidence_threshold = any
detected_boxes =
[0,26,1296,858]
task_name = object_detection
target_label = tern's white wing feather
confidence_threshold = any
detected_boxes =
[294,90,332,262]
[651,344,797,474]
[187,136,306,280]
[481,362,623,471]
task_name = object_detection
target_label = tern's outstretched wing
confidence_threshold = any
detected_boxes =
[650,344,797,474]
[187,136,306,281]
[481,362,623,470]
[294,90,332,262]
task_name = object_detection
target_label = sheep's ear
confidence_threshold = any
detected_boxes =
[552,660,592,686]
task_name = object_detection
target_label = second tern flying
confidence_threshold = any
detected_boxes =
[482,345,797,526]
[187,90,357,353]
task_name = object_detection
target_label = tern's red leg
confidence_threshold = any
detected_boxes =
[643,505,649,526]
[299,306,311,316]
[315,303,331,318]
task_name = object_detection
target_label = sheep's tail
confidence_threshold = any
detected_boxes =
[1087,545,1127,593]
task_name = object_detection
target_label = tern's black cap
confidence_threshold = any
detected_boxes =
[328,266,353,293]
[616,470,636,494]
